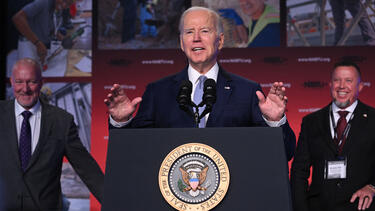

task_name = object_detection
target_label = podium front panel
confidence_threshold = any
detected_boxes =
[103,127,292,211]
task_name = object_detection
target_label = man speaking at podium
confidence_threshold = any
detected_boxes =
[105,6,296,161]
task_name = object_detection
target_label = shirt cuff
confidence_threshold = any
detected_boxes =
[262,114,287,127]
[109,115,132,128]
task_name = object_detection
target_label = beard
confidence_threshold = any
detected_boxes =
[333,99,350,109]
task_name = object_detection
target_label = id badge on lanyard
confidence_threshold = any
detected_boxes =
[53,11,63,39]
[48,12,63,60]
[324,157,347,179]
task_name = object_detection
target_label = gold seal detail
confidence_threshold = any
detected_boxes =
[159,143,230,210]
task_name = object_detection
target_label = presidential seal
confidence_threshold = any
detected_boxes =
[159,143,230,210]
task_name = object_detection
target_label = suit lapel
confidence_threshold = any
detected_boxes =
[173,67,189,89]
[206,67,232,126]
[2,100,23,170]
[26,101,53,172]
[173,67,196,127]
[341,101,367,155]
[320,104,339,154]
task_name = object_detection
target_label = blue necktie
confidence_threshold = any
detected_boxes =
[19,111,32,171]
[193,76,207,128]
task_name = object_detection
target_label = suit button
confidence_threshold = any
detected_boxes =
[337,183,341,188]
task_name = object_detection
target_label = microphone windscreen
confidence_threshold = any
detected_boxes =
[180,80,192,93]
[177,80,193,109]
[203,79,216,105]
[204,79,216,92]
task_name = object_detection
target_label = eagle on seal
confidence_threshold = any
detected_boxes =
[179,166,208,192]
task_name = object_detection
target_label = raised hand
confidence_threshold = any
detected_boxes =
[104,84,142,122]
[256,82,288,121]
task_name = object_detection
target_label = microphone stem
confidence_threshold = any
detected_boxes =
[193,105,200,128]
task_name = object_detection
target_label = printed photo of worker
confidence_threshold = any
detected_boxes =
[6,0,93,77]
[97,0,280,49]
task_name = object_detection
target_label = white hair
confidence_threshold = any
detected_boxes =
[12,58,42,79]
[179,6,224,36]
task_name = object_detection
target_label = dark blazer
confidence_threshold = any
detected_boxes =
[0,100,104,211]
[291,101,375,211]
[112,66,296,160]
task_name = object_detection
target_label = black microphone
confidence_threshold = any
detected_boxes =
[199,79,216,118]
[177,80,193,113]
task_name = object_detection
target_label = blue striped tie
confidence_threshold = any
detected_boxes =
[19,111,32,171]
[193,76,207,128]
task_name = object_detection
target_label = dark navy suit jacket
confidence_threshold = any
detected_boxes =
[112,67,296,160]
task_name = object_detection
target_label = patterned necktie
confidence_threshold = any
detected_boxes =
[335,110,349,153]
[193,76,207,128]
[19,110,32,171]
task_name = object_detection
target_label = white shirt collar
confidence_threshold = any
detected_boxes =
[188,63,219,84]
[15,99,41,117]
[331,100,358,114]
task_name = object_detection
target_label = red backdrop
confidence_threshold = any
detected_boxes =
[89,46,375,210]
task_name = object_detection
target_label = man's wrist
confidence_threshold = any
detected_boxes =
[109,115,132,128]
[263,114,287,127]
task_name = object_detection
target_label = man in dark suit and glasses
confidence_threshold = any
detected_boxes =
[291,61,375,211]
[104,6,296,161]
[0,58,104,211]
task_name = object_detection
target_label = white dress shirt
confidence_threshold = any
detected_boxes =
[15,99,42,154]
[330,100,357,138]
